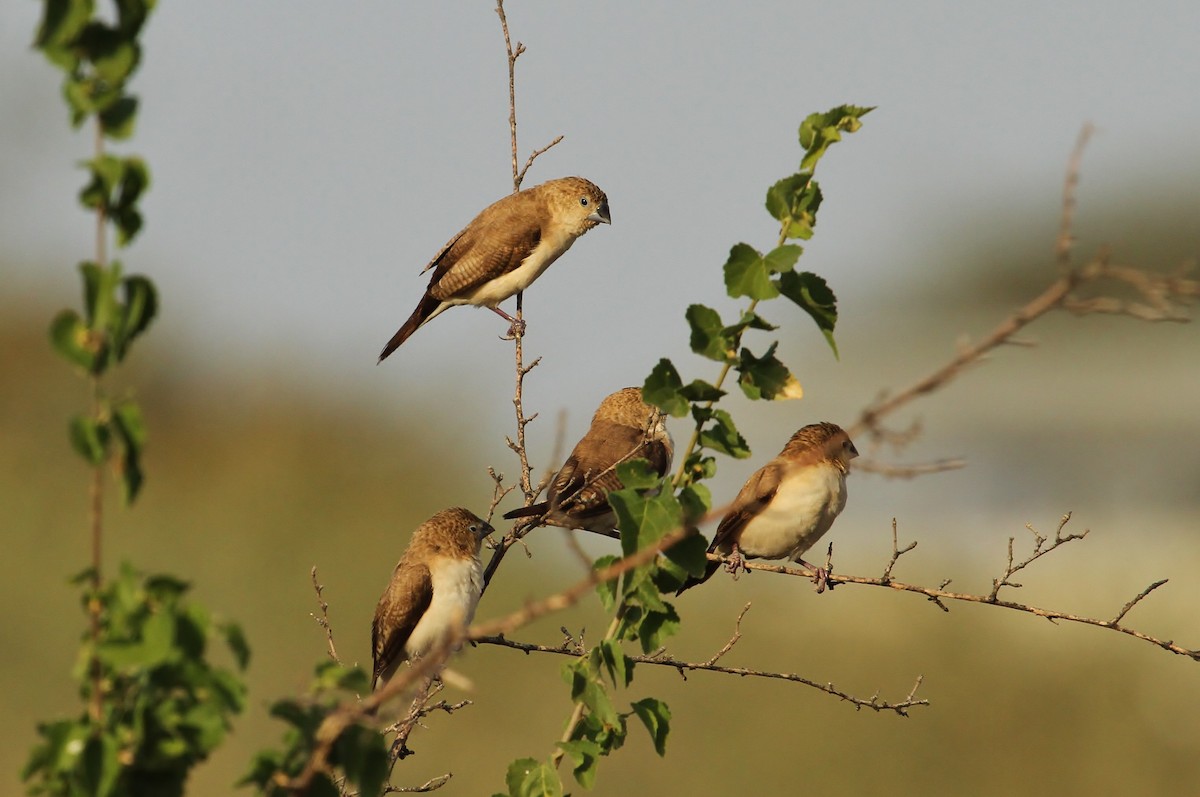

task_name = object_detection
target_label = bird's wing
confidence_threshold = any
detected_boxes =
[428,209,543,300]
[557,422,653,511]
[371,562,433,688]
[708,459,785,552]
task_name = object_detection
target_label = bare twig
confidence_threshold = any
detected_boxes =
[854,457,967,479]
[703,603,751,666]
[1055,123,1093,268]
[881,518,918,583]
[850,126,1193,445]
[700,518,1197,661]
[309,567,341,664]
[384,773,452,794]
[476,633,928,717]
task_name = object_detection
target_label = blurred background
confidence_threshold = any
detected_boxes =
[3,2,1198,795]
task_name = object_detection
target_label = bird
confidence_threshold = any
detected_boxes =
[503,387,673,535]
[371,507,493,691]
[378,176,611,362]
[676,422,858,594]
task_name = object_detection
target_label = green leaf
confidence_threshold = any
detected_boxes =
[763,244,803,274]
[778,270,839,358]
[614,459,663,491]
[643,359,689,417]
[634,605,681,653]
[686,304,735,363]
[35,0,93,67]
[49,309,98,370]
[678,482,711,522]
[221,621,252,670]
[113,157,150,245]
[80,155,124,212]
[737,343,803,401]
[631,698,672,756]
[799,105,875,171]
[694,408,751,459]
[653,533,708,590]
[80,733,121,797]
[597,639,632,688]
[504,758,563,797]
[609,478,683,557]
[336,724,389,797]
[723,242,778,300]
[557,739,602,789]
[593,555,620,612]
[112,272,156,359]
[765,173,822,240]
[674,380,722,405]
[69,415,109,465]
[681,451,717,482]
[100,96,138,139]
[112,399,146,502]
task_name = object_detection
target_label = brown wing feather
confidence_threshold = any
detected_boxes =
[709,460,785,553]
[371,562,433,689]
[429,201,544,300]
[676,459,785,594]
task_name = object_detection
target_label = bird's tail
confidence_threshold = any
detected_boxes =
[503,502,549,520]
[675,559,721,596]
[378,293,445,363]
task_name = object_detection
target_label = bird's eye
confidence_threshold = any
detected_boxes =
[469,524,479,533]
[579,197,589,207]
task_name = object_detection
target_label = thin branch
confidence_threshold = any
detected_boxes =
[309,567,341,664]
[476,633,927,717]
[384,774,452,794]
[701,525,1197,662]
[1055,123,1093,269]
[853,457,967,479]
[703,602,751,666]
[517,135,564,188]
[849,126,1193,444]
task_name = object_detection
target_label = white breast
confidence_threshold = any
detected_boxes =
[736,465,847,561]
[465,230,577,306]
[405,555,484,658]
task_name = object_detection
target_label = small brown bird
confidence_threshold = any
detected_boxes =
[677,422,858,594]
[503,387,674,534]
[378,176,611,361]
[371,507,493,691]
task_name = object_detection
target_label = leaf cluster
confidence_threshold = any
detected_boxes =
[240,663,388,797]
[646,104,871,487]
[50,261,157,502]
[23,564,250,797]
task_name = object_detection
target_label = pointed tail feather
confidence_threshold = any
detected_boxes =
[675,559,721,596]
[378,293,445,363]
[503,502,549,520]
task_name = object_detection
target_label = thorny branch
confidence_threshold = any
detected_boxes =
[703,514,1197,662]
[476,631,928,717]
[309,567,340,664]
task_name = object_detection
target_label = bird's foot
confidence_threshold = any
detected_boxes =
[797,558,832,593]
[724,547,747,580]
[500,318,527,340]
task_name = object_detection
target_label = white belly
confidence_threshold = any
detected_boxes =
[405,555,484,657]
[464,233,577,306]
[737,466,846,561]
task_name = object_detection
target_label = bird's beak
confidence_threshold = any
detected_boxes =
[477,522,496,539]
[589,203,611,225]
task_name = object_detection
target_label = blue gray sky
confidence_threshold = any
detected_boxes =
[3,2,1198,520]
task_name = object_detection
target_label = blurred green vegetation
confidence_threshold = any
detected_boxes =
[4,275,1198,796]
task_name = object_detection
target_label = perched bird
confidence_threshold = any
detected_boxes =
[371,507,493,691]
[378,176,611,361]
[503,387,673,535]
[676,422,858,594]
